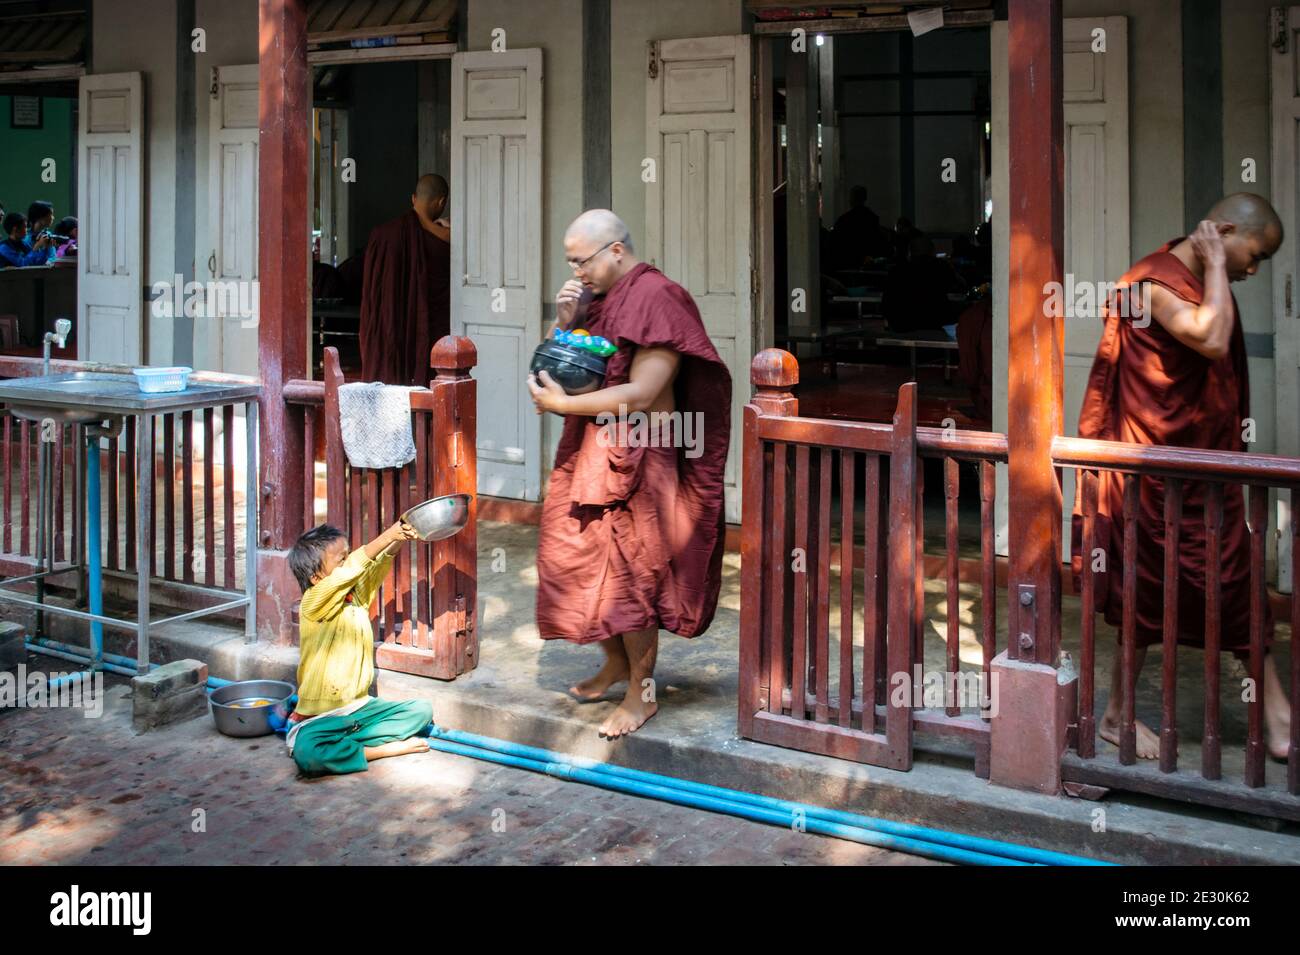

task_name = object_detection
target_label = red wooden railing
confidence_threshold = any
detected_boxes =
[740,349,1001,774]
[1055,436,1300,821]
[283,341,478,680]
[0,357,253,619]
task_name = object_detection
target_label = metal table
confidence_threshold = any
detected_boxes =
[0,373,260,673]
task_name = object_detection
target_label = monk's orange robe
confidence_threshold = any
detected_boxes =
[1071,239,1272,653]
[536,263,731,644]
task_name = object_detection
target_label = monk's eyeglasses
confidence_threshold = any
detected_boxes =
[567,241,615,272]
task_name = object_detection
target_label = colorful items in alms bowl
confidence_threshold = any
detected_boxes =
[529,327,619,398]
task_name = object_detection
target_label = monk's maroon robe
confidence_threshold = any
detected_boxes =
[358,210,450,386]
[536,263,731,644]
[1071,239,1271,652]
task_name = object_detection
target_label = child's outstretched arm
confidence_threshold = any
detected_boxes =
[363,520,420,560]
[351,520,421,608]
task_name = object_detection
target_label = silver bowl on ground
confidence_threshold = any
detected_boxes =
[209,679,295,738]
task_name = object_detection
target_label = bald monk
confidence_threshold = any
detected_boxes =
[527,210,731,738]
[1072,193,1291,759]
[358,174,452,386]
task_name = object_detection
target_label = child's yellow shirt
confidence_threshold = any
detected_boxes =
[295,546,395,716]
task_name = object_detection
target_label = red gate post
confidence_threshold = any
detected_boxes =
[254,0,311,643]
[739,349,799,738]
[374,336,478,680]
[991,0,1078,793]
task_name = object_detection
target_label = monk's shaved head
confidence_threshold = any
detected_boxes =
[414,174,449,201]
[1208,192,1283,242]
[565,209,635,255]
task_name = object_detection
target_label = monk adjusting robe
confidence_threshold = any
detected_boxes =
[1071,239,1271,653]
[358,210,450,386]
[536,263,731,644]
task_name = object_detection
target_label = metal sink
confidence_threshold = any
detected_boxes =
[0,371,260,422]
[0,372,130,426]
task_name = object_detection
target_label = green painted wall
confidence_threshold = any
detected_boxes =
[0,95,75,223]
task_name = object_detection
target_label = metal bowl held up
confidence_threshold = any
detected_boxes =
[209,679,295,738]
[402,493,472,541]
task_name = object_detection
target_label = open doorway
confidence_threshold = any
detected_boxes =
[308,57,451,380]
[767,25,992,433]
[0,85,80,361]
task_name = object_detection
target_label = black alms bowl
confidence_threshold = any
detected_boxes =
[530,341,608,396]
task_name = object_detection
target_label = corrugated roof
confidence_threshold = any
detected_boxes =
[307,0,457,43]
[0,2,85,67]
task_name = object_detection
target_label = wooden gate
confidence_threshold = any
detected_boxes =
[739,350,997,773]
[317,342,478,680]
[739,351,921,769]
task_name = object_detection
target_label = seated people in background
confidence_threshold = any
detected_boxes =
[51,217,77,259]
[956,295,993,421]
[335,253,365,306]
[974,219,993,279]
[0,212,54,268]
[833,185,891,269]
[882,235,967,333]
[24,201,56,264]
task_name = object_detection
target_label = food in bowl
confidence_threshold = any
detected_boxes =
[529,328,618,399]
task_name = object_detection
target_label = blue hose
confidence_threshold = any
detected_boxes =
[424,735,1027,866]
[86,438,103,667]
[31,636,135,671]
[26,639,136,677]
[24,639,229,689]
[428,726,1114,867]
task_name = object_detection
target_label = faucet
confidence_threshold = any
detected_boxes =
[42,318,72,376]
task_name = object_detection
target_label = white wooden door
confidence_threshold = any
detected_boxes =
[1272,6,1300,591]
[199,64,259,377]
[450,49,543,501]
[645,35,752,524]
[990,17,1129,557]
[77,72,144,364]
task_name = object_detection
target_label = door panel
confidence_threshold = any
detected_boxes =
[198,64,259,377]
[78,72,143,364]
[646,35,752,524]
[450,49,544,502]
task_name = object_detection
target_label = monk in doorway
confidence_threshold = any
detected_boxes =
[528,210,731,738]
[358,174,451,386]
[1072,193,1291,759]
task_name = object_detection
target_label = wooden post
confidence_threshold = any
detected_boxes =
[990,0,1076,794]
[739,349,799,738]
[322,349,346,528]
[254,0,311,643]
[1005,0,1064,666]
[372,336,479,680]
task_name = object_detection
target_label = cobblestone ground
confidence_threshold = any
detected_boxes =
[0,668,939,866]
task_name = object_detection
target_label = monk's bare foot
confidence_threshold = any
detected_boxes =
[1098,710,1159,759]
[1265,710,1291,760]
[598,692,657,739]
[569,658,630,702]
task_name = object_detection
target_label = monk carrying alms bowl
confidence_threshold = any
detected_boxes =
[526,209,731,739]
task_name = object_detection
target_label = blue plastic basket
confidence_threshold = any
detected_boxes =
[132,366,192,393]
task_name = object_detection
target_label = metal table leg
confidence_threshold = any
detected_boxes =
[136,412,152,673]
[244,400,258,643]
[35,422,47,637]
